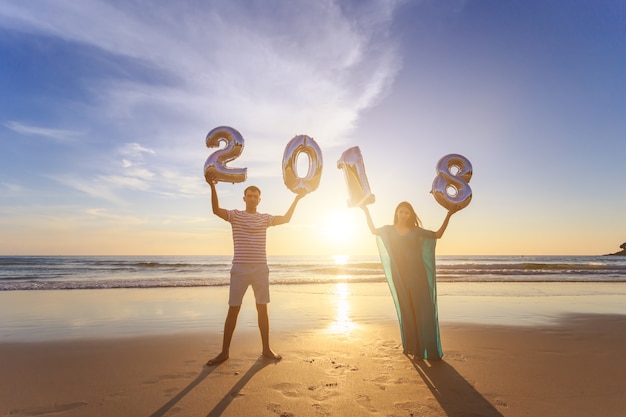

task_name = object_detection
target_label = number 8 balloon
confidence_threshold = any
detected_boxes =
[431,154,473,212]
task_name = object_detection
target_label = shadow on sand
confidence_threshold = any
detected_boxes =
[410,357,505,417]
[204,356,273,417]
[149,365,214,417]
[149,356,273,417]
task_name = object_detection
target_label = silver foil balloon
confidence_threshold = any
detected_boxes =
[203,126,247,184]
[431,154,473,212]
[282,135,323,195]
[337,146,375,207]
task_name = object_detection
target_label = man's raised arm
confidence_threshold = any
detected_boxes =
[272,193,305,226]
[207,172,228,221]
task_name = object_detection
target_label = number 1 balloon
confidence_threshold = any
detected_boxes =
[282,135,323,195]
[431,153,473,212]
[337,146,375,207]
[204,126,247,184]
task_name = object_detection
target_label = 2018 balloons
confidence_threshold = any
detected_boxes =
[282,135,323,195]
[202,125,470,214]
[431,154,473,212]
[204,126,247,184]
[337,146,375,207]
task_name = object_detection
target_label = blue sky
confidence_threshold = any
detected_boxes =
[1,0,624,256]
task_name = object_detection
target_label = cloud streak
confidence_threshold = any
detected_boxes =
[4,121,84,143]
[0,0,401,134]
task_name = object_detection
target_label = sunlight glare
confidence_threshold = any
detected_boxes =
[327,282,357,335]
[323,210,359,245]
[332,254,349,265]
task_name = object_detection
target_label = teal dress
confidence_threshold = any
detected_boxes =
[376,225,443,359]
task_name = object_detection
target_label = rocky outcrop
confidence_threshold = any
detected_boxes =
[607,242,626,256]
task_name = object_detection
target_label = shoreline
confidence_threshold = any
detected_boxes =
[2,281,626,342]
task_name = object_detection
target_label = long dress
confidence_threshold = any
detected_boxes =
[376,225,443,360]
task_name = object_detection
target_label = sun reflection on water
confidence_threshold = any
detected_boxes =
[332,254,349,265]
[327,282,357,334]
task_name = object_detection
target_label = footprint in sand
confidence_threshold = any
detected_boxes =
[271,382,303,398]
[163,387,181,396]
[394,400,440,416]
[143,371,198,385]
[444,351,468,362]
[105,390,129,400]
[494,398,508,408]
[266,402,295,417]
[309,382,341,402]
[161,405,183,416]
[8,401,88,416]
[365,373,391,390]
[355,394,378,413]
[311,403,331,417]
[324,359,358,376]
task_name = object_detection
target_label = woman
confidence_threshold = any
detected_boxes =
[362,202,454,360]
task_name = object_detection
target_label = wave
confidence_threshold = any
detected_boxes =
[437,262,626,275]
[1,256,625,290]
[3,274,626,291]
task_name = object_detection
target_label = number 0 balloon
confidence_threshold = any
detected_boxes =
[431,154,473,212]
[282,135,323,195]
[204,126,247,184]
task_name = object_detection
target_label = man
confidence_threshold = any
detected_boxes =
[205,171,305,365]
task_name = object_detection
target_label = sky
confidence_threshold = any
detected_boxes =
[0,0,624,257]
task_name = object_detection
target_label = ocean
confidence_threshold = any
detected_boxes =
[1,255,625,291]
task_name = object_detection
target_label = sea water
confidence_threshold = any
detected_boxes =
[1,255,625,291]
[1,255,625,341]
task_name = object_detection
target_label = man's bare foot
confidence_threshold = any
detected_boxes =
[262,350,282,361]
[206,352,229,366]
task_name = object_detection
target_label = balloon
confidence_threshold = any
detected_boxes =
[337,146,375,207]
[282,135,323,194]
[431,154,473,212]
[204,126,247,184]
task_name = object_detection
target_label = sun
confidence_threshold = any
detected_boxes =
[322,209,360,246]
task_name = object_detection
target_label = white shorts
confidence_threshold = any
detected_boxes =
[228,263,270,306]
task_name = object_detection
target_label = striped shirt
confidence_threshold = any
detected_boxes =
[227,209,275,264]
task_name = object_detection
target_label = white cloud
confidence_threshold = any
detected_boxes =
[98,175,149,190]
[0,181,23,194]
[84,208,146,224]
[49,174,123,204]
[3,121,84,143]
[0,1,402,142]
[118,143,155,159]
[0,0,404,202]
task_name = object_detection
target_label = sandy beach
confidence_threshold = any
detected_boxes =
[1,283,625,417]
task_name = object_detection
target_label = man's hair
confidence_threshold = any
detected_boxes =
[244,185,261,196]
